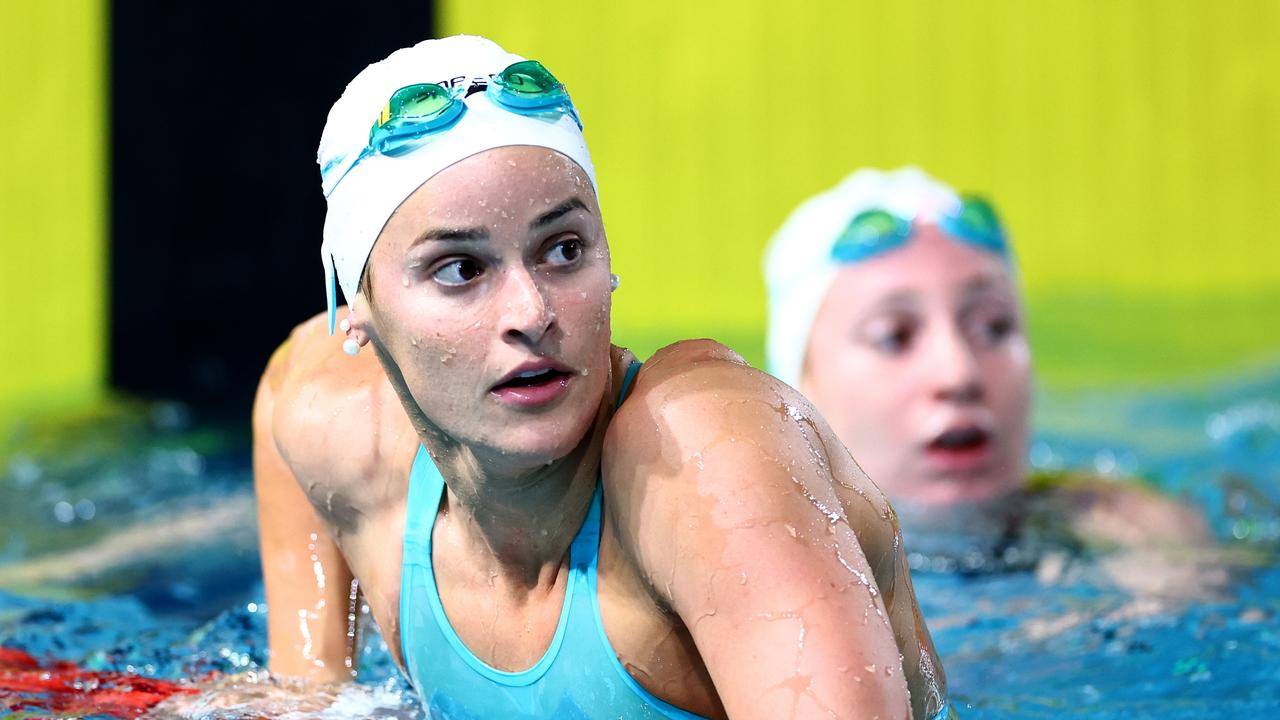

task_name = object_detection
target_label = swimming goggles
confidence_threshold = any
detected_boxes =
[830,196,1009,262]
[322,59,581,196]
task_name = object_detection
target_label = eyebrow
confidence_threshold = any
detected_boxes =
[958,274,1014,303]
[407,196,590,248]
[410,226,489,248]
[531,197,590,230]
[957,275,1019,318]
[865,289,921,314]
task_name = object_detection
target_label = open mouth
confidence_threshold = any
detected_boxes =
[928,426,991,452]
[923,424,994,473]
[491,367,574,392]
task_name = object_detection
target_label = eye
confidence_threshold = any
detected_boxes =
[542,236,583,267]
[971,311,1018,346]
[865,321,916,356]
[432,257,483,287]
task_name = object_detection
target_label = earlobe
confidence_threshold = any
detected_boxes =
[340,307,371,357]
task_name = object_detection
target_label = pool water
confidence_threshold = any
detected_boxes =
[1,367,1277,719]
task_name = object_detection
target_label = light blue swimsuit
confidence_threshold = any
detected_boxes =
[399,362,704,719]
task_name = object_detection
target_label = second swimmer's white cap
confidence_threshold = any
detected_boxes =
[317,35,597,333]
[763,167,964,389]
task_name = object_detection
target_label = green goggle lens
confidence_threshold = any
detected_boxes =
[369,82,465,155]
[489,60,576,122]
[940,196,1008,254]
[498,60,561,96]
[389,83,455,119]
[831,209,913,262]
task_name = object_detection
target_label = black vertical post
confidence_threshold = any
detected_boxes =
[110,2,434,416]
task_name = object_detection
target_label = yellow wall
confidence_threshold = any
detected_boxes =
[443,0,1280,382]
[0,2,106,415]
[2,2,1272,414]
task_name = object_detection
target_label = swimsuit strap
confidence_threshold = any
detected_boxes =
[568,358,642,570]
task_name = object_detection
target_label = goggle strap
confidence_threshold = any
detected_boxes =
[325,257,338,336]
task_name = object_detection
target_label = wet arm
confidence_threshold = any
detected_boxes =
[252,351,360,682]
[611,361,911,719]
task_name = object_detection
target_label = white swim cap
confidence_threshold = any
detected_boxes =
[763,167,965,388]
[318,35,597,333]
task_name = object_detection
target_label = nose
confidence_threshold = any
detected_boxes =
[498,268,556,347]
[928,325,983,404]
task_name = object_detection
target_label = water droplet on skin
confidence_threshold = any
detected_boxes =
[738,572,747,585]
[402,276,410,287]
[864,664,876,674]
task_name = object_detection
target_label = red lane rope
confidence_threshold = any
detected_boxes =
[0,646,198,718]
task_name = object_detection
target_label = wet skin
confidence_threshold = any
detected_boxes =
[255,147,947,719]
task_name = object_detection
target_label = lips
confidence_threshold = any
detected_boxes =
[923,424,994,473]
[490,361,575,408]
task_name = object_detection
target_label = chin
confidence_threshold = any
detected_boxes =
[901,473,1010,506]
[485,406,597,466]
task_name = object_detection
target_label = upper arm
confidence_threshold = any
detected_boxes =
[252,329,359,682]
[605,347,912,719]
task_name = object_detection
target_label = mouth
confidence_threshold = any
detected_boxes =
[923,425,994,472]
[489,362,576,407]
[929,426,990,452]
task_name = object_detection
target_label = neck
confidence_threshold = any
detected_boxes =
[436,413,608,587]
[385,348,627,589]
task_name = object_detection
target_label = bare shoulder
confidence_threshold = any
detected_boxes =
[611,338,768,423]
[256,309,415,524]
[602,337,894,552]
[1048,475,1212,550]
[606,338,875,488]
[600,342,919,717]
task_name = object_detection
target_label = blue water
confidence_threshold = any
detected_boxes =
[1,367,1278,718]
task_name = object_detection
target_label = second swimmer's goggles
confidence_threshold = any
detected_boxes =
[323,60,581,196]
[831,196,1009,262]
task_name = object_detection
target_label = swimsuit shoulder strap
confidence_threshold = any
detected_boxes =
[618,358,643,403]
[568,358,643,567]
[403,444,444,559]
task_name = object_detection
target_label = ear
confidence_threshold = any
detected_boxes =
[339,302,375,354]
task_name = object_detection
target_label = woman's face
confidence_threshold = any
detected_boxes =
[359,146,612,470]
[800,225,1031,505]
